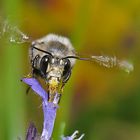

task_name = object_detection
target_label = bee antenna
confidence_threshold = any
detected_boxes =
[63,56,91,61]
[76,57,91,61]
[33,46,53,56]
[63,56,80,59]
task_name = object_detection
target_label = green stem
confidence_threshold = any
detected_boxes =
[0,0,26,139]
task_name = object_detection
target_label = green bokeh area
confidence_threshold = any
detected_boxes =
[0,0,140,140]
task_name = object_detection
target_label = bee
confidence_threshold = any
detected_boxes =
[0,21,133,103]
[29,34,133,103]
[29,34,77,102]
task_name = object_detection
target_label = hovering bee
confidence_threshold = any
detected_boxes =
[29,34,76,102]
[29,34,133,103]
[0,21,133,103]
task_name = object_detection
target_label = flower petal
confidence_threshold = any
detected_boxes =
[41,101,58,140]
[22,78,48,100]
[26,123,38,140]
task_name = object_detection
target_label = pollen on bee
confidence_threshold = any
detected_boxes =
[49,78,58,88]
[47,77,63,103]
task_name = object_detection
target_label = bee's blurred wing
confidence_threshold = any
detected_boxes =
[76,54,134,73]
[0,20,32,44]
[91,55,134,73]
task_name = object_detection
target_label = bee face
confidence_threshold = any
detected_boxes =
[29,34,76,101]
[40,54,72,84]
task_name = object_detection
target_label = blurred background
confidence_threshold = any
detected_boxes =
[0,0,140,140]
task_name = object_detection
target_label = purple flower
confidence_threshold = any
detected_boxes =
[22,78,84,140]
[22,78,47,100]
[22,78,58,140]
[41,102,58,139]
[26,123,38,140]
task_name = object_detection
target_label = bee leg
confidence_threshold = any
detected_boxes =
[26,86,31,95]
[23,55,41,95]
[48,92,61,104]
[25,69,38,95]
[32,54,40,69]
[52,93,61,104]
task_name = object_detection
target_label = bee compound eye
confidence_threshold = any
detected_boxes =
[40,55,51,76]
[62,59,71,82]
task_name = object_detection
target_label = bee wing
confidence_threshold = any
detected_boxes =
[76,53,134,73]
[0,20,32,44]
